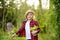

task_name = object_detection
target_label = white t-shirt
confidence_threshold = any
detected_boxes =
[25,21,31,39]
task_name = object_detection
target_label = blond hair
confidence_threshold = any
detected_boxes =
[24,9,35,19]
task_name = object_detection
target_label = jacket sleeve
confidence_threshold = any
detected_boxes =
[35,21,41,33]
[16,21,25,36]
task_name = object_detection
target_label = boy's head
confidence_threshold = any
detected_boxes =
[25,10,35,20]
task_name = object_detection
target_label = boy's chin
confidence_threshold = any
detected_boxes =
[27,18,31,20]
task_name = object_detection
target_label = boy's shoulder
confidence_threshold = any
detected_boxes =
[33,20,38,22]
[22,20,38,23]
[31,20,38,23]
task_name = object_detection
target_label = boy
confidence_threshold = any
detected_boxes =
[12,10,40,40]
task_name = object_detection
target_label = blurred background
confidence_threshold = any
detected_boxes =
[0,0,60,40]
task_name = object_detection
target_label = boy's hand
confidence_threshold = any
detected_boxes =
[32,31,38,36]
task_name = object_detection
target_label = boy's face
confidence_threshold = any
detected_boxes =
[27,13,33,20]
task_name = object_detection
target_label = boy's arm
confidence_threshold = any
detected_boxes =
[35,21,40,33]
[16,21,25,36]
[12,21,25,37]
[32,21,40,36]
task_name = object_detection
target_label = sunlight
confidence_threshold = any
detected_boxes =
[5,0,50,9]
[5,0,10,5]
[0,1,2,8]
[21,0,25,2]
[0,1,1,4]
[13,0,20,4]
[26,0,39,9]
[26,0,34,6]
[13,0,21,9]
[33,0,39,9]
[13,0,39,9]
[41,0,50,9]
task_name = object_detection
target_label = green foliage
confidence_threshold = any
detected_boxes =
[0,0,59,40]
[53,0,60,40]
